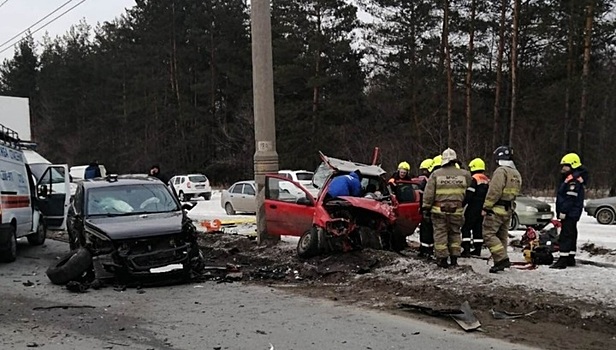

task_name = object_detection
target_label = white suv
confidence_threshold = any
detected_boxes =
[169,174,212,201]
[278,170,318,196]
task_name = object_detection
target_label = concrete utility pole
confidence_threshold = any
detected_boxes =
[251,0,279,244]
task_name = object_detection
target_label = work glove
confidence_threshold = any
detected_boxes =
[558,213,566,220]
[482,208,494,217]
[422,210,431,223]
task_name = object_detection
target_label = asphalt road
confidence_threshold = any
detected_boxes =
[0,239,536,350]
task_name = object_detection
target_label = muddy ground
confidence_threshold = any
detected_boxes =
[195,233,616,350]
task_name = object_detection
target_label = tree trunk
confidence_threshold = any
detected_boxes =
[443,0,453,146]
[578,0,594,153]
[465,0,476,152]
[493,0,507,149]
[563,0,575,152]
[311,6,322,138]
[509,0,520,147]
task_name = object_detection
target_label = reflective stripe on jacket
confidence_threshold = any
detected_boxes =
[483,166,522,215]
[423,165,472,215]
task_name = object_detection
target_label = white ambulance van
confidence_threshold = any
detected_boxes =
[0,125,69,263]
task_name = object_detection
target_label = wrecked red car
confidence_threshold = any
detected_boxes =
[264,153,422,258]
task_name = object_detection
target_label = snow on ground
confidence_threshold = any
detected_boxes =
[188,193,616,306]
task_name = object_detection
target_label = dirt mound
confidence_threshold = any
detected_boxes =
[197,234,616,350]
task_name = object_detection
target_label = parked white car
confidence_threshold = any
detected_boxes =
[69,164,107,180]
[169,174,212,201]
[278,170,318,196]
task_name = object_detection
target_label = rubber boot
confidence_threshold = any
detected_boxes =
[567,255,576,267]
[471,243,482,256]
[461,242,472,258]
[436,258,449,268]
[489,258,511,273]
[550,256,568,269]
[449,256,459,267]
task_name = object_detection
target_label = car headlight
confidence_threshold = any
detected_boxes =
[525,206,538,212]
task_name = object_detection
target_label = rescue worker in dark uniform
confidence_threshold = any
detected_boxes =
[388,162,412,185]
[551,153,589,269]
[461,158,490,257]
[416,158,434,257]
[482,146,522,273]
[422,149,472,268]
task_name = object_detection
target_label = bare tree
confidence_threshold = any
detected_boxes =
[563,0,575,152]
[465,0,476,152]
[509,0,520,147]
[442,0,453,146]
[578,0,595,152]
[493,0,508,150]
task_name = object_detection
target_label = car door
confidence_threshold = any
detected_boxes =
[393,180,422,236]
[264,175,315,236]
[241,183,256,213]
[36,165,70,230]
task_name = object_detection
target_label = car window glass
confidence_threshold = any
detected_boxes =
[243,184,256,196]
[312,163,333,189]
[189,175,207,182]
[395,183,417,203]
[296,172,313,181]
[231,184,243,194]
[267,177,309,203]
[86,183,179,216]
[180,177,186,184]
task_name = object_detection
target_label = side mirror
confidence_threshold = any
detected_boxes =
[182,203,196,211]
[38,185,49,198]
[296,197,313,206]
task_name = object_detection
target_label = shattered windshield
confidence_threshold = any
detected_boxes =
[312,163,333,189]
[86,183,179,216]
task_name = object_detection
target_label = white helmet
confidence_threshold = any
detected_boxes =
[441,148,457,166]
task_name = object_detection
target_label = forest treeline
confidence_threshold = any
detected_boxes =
[1,0,615,189]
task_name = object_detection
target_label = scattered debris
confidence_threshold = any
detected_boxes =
[33,305,96,311]
[107,341,130,347]
[581,243,612,256]
[450,301,481,332]
[66,281,89,293]
[398,303,463,317]
[491,309,538,320]
[256,329,267,335]
[23,280,34,287]
[26,342,39,348]
[355,259,379,274]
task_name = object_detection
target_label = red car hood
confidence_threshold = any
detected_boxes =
[336,196,396,222]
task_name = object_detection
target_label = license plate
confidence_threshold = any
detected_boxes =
[541,214,552,219]
[150,264,184,273]
[196,185,205,189]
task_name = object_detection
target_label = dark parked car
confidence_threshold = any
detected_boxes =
[48,175,203,285]
[585,197,616,225]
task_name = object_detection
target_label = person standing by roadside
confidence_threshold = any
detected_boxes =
[416,158,434,257]
[148,164,169,184]
[482,146,522,273]
[422,149,472,268]
[551,153,589,269]
[84,161,102,179]
[461,158,490,257]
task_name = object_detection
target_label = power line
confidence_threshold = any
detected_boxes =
[0,0,74,50]
[0,0,88,55]
[0,1,9,10]
[0,0,86,53]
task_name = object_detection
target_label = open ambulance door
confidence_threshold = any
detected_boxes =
[35,165,70,230]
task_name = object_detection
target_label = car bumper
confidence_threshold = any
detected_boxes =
[99,243,192,279]
[517,211,554,226]
[584,207,597,216]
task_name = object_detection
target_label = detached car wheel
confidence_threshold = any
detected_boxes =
[595,208,615,225]
[0,225,18,263]
[297,228,320,259]
[46,248,92,285]
[27,219,46,246]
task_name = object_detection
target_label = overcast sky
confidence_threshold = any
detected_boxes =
[0,0,136,61]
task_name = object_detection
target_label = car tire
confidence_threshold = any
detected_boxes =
[509,213,519,231]
[46,248,92,285]
[27,219,46,246]
[203,193,211,201]
[595,208,615,225]
[0,225,18,263]
[358,227,382,250]
[297,228,320,259]
[225,203,236,215]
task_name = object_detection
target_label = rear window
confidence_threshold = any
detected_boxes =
[296,172,313,181]
[189,175,207,182]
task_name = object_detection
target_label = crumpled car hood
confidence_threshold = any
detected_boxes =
[86,211,184,240]
[336,196,396,221]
